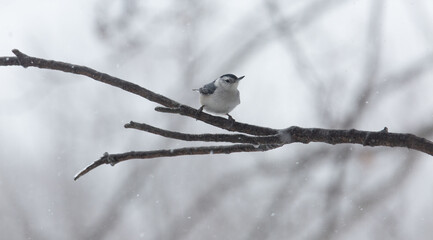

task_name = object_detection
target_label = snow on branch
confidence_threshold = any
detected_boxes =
[1,49,432,181]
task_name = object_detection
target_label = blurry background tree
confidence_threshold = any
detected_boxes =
[1,0,433,239]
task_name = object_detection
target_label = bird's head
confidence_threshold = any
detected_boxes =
[216,74,244,90]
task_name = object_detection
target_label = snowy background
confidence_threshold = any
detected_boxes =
[1,0,433,239]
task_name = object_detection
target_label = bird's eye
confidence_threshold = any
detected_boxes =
[225,80,230,83]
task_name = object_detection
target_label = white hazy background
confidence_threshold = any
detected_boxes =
[1,0,433,239]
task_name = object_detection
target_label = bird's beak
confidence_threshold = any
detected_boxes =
[237,76,245,81]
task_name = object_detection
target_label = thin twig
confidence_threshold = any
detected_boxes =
[125,121,280,144]
[73,144,281,180]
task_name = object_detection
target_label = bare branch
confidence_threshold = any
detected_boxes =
[286,126,433,155]
[153,106,277,136]
[73,144,281,180]
[72,125,433,180]
[125,121,280,144]
[2,49,433,181]
[10,49,180,107]
[3,49,277,136]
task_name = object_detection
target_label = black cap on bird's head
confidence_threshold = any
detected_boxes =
[220,74,245,83]
[220,73,244,80]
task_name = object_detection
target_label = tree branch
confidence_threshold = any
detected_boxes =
[3,49,277,136]
[285,126,433,155]
[124,121,281,144]
[73,144,281,180]
[2,49,433,181]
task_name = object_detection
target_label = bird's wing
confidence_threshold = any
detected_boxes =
[199,80,217,95]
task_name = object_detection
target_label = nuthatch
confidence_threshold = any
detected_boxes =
[193,74,244,121]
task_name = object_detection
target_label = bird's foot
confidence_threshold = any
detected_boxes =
[195,106,204,120]
[226,114,235,126]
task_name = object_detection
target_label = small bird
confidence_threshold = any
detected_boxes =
[194,74,244,121]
